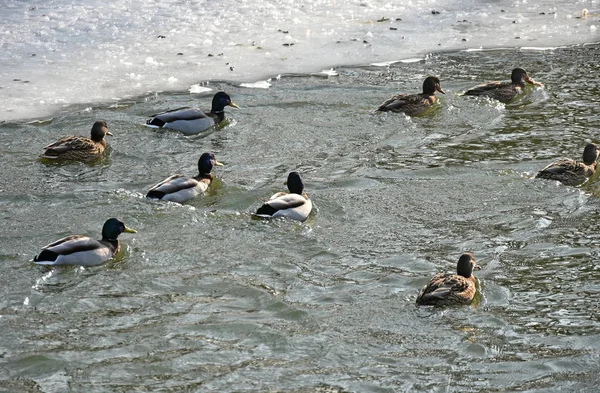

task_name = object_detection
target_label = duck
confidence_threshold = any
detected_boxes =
[146,152,223,203]
[254,171,312,222]
[416,252,478,306]
[375,76,445,116]
[146,91,239,135]
[463,68,543,103]
[33,218,136,267]
[40,120,112,161]
[535,143,600,186]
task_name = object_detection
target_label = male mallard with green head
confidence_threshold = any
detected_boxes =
[40,120,112,161]
[375,76,445,116]
[33,218,136,267]
[535,143,600,186]
[464,68,543,103]
[146,152,223,203]
[416,253,478,306]
[254,171,313,222]
[146,91,239,135]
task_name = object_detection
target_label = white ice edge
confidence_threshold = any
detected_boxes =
[1,0,598,122]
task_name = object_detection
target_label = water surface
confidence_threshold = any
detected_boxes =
[1,44,600,392]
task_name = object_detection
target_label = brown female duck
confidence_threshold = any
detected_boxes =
[40,120,112,161]
[375,76,445,116]
[464,68,543,103]
[535,143,600,186]
[416,253,477,306]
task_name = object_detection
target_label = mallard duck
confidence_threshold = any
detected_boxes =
[463,68,543,103]
[416,252,477,306]
[33,218,136,267]
[146,91,239,135]
[535,143,600,186]
[254,171,312,222]
[40,120,112,161]
[375,76,445,116]
[146,152,223,203]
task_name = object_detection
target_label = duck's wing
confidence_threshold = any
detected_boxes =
[535,158,592,186]
[146,175,209,202]
[147,174,196,196]
[464,81,509,95]
[42,135,97,156]
[376,93,411,111]
[33,235,112,266]
[417,273,474,304]
[149,107,209,123]
[255,193,312,221]
[537,158,578,175]
[146,108,217,135]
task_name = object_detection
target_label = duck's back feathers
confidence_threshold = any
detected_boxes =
[416,272,476,306]
[375,76,444,116]
[416,253,477,306]
[535,158,595,186]
[40,120,111,161]
[146,152,221,203]
[146,92,238,135]
[256,193,312,221]
[464,68,542,103]
[41,135,104,159]
[535,143,600,186]
[146,174,210,203]
[377,93,437,115]
[254,171,313,222]
[33,235,115,266]
[463,81,521,103]
[146,108,217,135]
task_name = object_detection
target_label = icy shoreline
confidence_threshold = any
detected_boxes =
[1,0,597,122]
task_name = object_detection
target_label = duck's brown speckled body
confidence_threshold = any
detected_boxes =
[416,253,477,306]
[375,76,445,116]
[464,68,543,103]
[40,120,112,162]
[535,143,600,186]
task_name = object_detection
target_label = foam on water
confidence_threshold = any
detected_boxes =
[1,0,598,121]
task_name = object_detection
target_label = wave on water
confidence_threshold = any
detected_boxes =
[1,0,597,121]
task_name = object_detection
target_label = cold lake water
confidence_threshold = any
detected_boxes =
[2,43,600,392]
[2,0,600,391]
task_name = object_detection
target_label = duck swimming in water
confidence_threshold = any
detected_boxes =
[535,143,600,186]
[463,68,543,103]
[146,91,239,135]
[416,253,478,306]
[375,76,445,116]
[40,120,112,162]
[254,171,313,222]
[146,152,223,203]
[33,218,136,267]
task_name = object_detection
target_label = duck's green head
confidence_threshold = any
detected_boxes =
[583,143,600,165]
[285,171,305,194]
[456,252,476,278]
[102,218,137,241]
[198,152,223,175]
[212,92,239,112]
[90,120,112,142]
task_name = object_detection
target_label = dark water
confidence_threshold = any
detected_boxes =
[2,43,600,392]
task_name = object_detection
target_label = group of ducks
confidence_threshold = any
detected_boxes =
[33,68,600,306]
